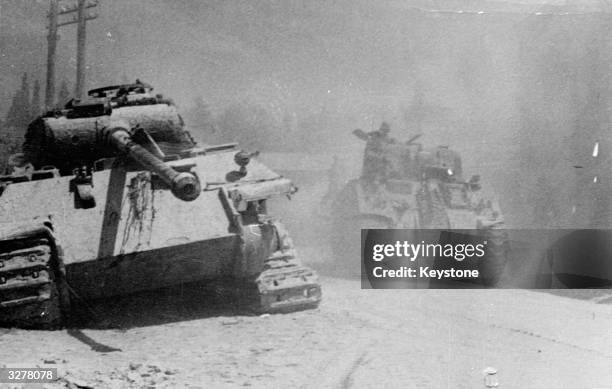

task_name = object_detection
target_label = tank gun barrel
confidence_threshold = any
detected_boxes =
[106,126,201,201]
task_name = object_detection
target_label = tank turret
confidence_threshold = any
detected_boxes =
[416,146,463,182]
[353,128,464,183]
[24,90,192,168]
[17,81,199,201]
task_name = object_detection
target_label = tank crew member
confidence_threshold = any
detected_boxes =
[353,121,392,143]
[354,122,394,184]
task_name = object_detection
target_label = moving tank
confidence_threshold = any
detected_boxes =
[330,123,507,285]
[0,81,321,328]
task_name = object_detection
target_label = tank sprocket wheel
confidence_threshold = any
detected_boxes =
[0,225,68,329]
[0,238,62,329]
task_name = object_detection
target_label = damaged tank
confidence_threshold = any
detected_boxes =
[0,81,321,328]
[330,124,507,285]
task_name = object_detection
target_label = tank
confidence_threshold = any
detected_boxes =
[0,81,321,328]
[330,124,507,285]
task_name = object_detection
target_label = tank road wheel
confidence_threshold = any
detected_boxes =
[478,224,509,287]
[0,224,68,329]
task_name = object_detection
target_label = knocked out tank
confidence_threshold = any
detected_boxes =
[330,124,507,285]
[0,81,321,328]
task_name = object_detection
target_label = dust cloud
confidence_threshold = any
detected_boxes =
[2,0,612,230]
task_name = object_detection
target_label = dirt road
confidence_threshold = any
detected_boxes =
[1,272,611,388]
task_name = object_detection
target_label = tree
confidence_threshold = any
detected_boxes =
[30,79,41,118]
[1,73,31,173]
[5,72,31,130]
[186,96,216,141]
[5,94,20,129]
[217,101,281,151]
[56,80,70,108]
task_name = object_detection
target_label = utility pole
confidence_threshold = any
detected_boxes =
[75,0,87,98]
[45,0,59,110]
[45,0,98,107]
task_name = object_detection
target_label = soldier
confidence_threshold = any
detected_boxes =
[354,122,394,184]
[352,121,392,143]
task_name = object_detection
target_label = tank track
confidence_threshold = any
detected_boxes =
[479,222,508,286]
[417,183,450,229]
[254,223,321,313]
[0,225,66,329]
[255,250,321,313]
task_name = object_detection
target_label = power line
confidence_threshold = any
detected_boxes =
[404,5,612,16]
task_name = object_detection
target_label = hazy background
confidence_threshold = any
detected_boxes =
[2,0,612,230]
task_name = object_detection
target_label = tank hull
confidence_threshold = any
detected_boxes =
[65,236,238,300]
[0,156,238,267]
[0,148,321,327]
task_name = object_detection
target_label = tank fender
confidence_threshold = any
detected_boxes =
[228,178,297,211]
[352,213,395,229]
